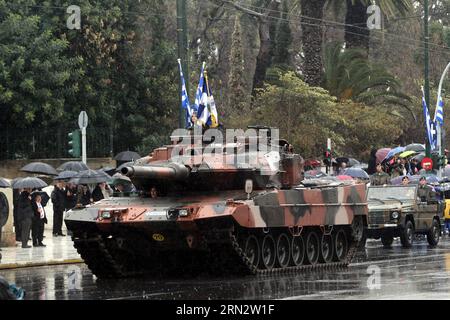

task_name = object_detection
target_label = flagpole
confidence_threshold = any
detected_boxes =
[177,0,189,128]
[423,0,431,158]
[204,69,211,109]
[436,62,450,178]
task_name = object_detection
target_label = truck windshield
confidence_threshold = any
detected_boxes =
[368,186,416,201]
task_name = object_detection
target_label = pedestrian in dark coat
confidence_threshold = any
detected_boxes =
[65,183,78,210]
[17,189,33,248]
[91,184,104,202]
[51,182,66,237]
[75,185,92,206]
[31,193,47,247]
[13,189,21,242]
[367,148,378,175]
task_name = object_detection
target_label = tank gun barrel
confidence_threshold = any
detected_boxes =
[121,163,189,180]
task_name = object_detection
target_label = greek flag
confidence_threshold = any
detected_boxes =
[434,96,444,125]
[177,59,192,128]
[198,80,211,126]
[422,90,437,149]
[197,72,219,127]
[193,62,206,114]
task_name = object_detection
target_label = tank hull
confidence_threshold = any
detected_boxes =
[65,184,367,278]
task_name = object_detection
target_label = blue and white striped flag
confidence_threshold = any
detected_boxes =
[193,62,206,114]
[422,88,437,149]
[177,59,192,128]
[434,96,444,125]
[198,79,211,126]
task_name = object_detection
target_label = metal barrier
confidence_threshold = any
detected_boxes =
[0,126,113,160]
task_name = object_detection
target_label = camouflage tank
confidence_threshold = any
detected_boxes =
[65,126,368,278]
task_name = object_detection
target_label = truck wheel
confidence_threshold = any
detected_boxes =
[400,221,414,248]
[381,234,393,248]
[358,232,367,250]
[427,219,440,247]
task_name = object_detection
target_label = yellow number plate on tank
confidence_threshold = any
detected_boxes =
[152,233,165,241]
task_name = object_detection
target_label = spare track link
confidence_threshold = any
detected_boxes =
[203,231,358,276]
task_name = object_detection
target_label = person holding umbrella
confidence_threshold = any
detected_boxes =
[336,161,347,176]
[92,182,112,202]
[17,188,33,248]
[65,182,78,210]
[77,185,92,206]
[51,181,66,236]
[31,193,47,247]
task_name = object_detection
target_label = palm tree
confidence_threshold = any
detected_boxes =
[327,0,412,52]
[300,0,327,86]
[298,0,411,86]
[323,42,415,120]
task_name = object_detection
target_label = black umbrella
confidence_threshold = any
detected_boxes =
[20,162,58,176]
[343,168,370,179]
[12,177,48,189]
[57,161,89,172]
[36,175,54,185]
[54,170,78,181]
[405,143,425,153]
[335,157,349,164]
[99,166,116,176]
[114,151,141,162]
[412,152,426,162]
[70,169,111,185]
[30,190,50,206]
[0,178,11,188]
[116,161,134,172]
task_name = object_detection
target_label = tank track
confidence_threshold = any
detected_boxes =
[72,234,145,278]
[202,230,358,276]
[72,229,359,278]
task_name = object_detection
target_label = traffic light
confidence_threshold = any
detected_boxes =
[431,152,446,170]
[68,129,81,157]
[323,149,332,166]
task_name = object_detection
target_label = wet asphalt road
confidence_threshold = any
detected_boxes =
[3,236,450,300]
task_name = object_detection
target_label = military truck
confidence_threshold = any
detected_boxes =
[363,185,442,248]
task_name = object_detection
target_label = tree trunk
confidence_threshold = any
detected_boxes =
[252,1,280,91]
[345,0,369,53]
[300,0,326,86]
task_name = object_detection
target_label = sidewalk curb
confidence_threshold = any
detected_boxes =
[0,259,84,270]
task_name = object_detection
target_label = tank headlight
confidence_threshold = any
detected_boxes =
[179,209,189,217]
[391,211,399,219]
[101,212,111,219]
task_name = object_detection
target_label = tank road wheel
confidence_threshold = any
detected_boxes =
[290,236,305,266]
[244,235,260,267]
[260,234,276,270]
[332,229,348,262]
[276,233,291,268]
[400,220,414,248]
[305,230,320,265]
[351,216,364,242]
[319,233,334,263]
[427,219,441,247]
[381,234,394,248]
